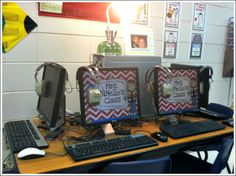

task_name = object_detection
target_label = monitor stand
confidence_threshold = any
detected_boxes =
[162,114,190,125]
[45,126,64,140]
[38,95,65,140]
[165,114,179,125]
[101,123,115,136]
[161,114,181,125]
[38,123,65,141]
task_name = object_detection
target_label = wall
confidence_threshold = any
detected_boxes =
[2,2,234,122]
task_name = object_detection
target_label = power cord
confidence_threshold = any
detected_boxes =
[66,127,105,144]
[65,110,81,126]
[45,134,67,157]
[133,129,152,135]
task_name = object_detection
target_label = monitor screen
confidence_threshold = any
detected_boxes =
[170,63,212,108]
[77,67,140,125]
[93,55,162,117]
[37,64,66,129]
[154,67,199,115]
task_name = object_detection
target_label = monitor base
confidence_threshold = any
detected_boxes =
[161,114,190,126]
[164,114,179,125]
[38,123,50,130]
[45,126,65,141]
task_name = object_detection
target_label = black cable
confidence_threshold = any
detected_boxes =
[133,129,152,135]
[46,152,67,157]
[45,134,67,157]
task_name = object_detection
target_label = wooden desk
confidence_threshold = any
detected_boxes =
[14,116,233,174]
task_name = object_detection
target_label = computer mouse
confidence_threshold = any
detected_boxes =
[151,132,168,142]
[17,147,45,160]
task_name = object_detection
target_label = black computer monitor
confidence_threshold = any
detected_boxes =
[37,64,66,138]
[170,63,213,108]
[92,55,162,117]
[77,67,140,135]
[154,67,200,123]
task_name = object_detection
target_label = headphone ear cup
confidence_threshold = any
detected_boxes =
[161,83,172,98]
[35,81,42,96]
[35,80,48,97]
[199,81,204,94]
[88,88,102,106]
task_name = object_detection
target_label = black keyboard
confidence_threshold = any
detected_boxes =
[4,120,48,153]
[66,134,158,162]
[160,120,226,139]
[196,109,229,120]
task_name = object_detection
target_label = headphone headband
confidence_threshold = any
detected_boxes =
[35,62,68,84]
[34,62,71,96]
[76,65,99,82]
[200,66,213,77]
[145,65,173,85]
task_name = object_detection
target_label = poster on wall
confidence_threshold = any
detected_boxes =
[131,2,148,25]
[165,2,180,28]
[163,30,178,59]
[190,33,204,59]
[192,3,206,31]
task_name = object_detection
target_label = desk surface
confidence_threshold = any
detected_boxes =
[14,116,233,174]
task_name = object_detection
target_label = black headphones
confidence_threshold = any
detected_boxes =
[35,62,70,97]
[200,66,213,80]
[76,65,102,106]
[199,66,213,94]
[145,65,173,98]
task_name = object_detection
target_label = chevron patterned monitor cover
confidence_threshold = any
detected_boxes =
[78,67,140,125]
[154,68,199,115]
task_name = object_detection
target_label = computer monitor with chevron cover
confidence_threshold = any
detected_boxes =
[77,67,140,126]
[154,67,200,115]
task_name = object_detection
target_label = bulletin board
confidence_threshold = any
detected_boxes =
[154,68,199,115]
[38,2,120,23]
[77,67,140,125]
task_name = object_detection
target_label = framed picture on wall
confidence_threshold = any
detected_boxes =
[192,3,206,31]
[124,27,155,55]
[163,30,178,59]
[190,33,204,59]
[165,2,180,28]
[131,2,148,25]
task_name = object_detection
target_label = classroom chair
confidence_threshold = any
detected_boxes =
[192,102,234,166]
[104,157,172,173]
[170,138,234,173]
